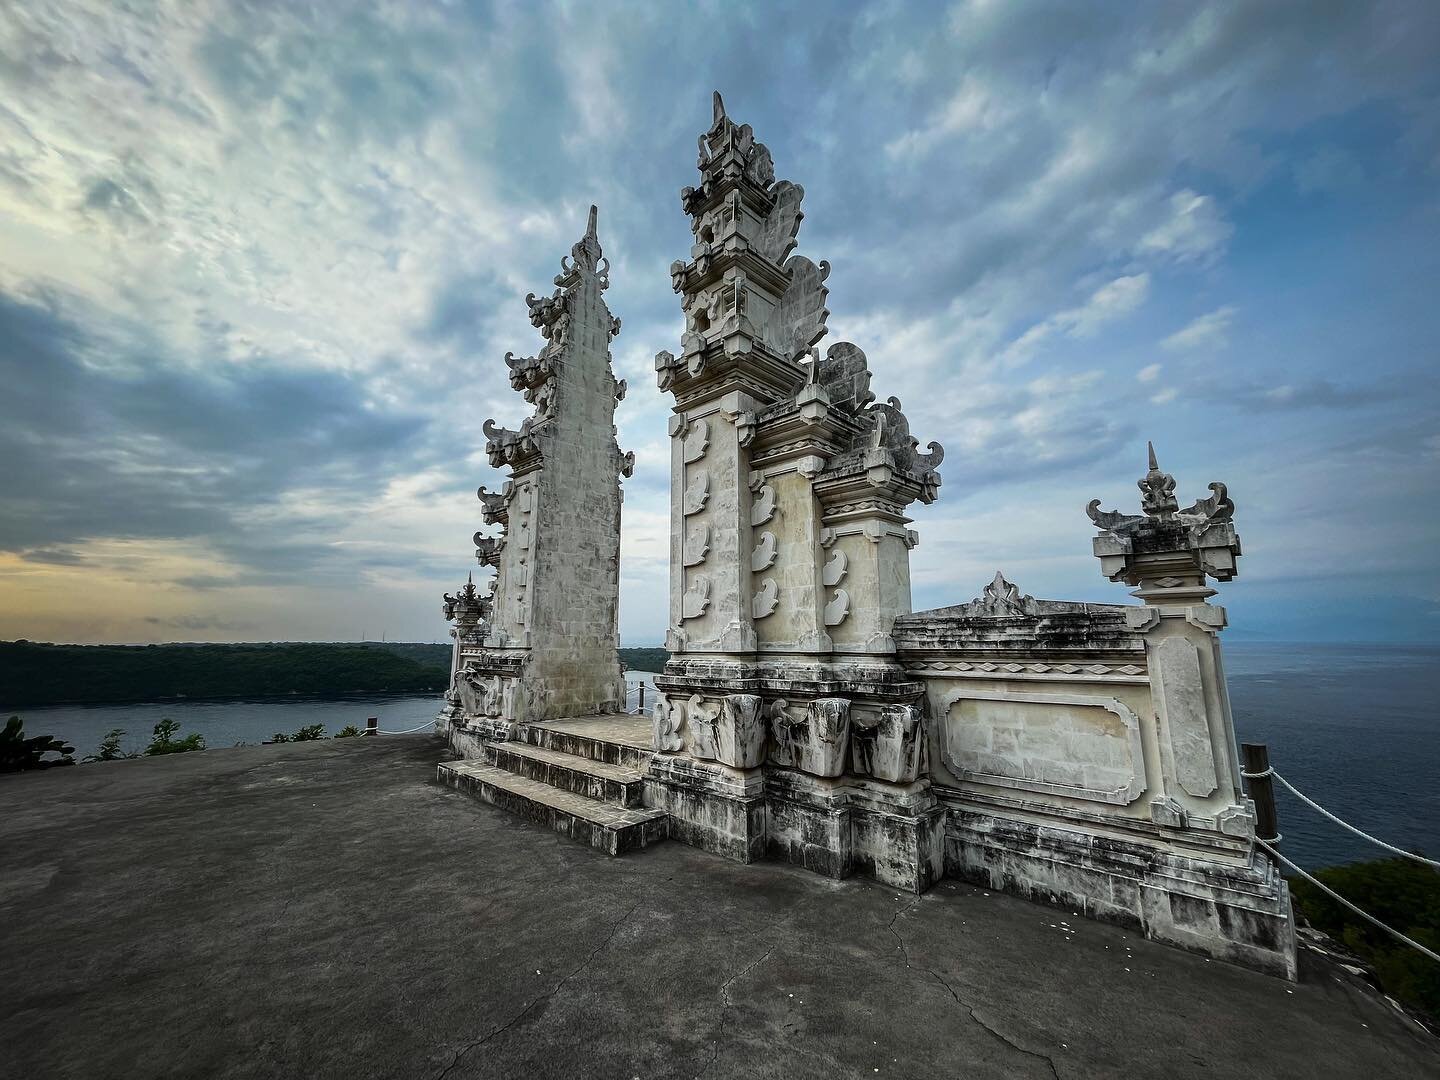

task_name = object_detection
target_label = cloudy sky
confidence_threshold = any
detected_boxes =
[1,1,1437,646]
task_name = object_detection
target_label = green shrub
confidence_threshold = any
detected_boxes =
[0,715,76,772]
[335,725,361,738]
[1290,857,1440,1021]
[143,718,205,756]
[84,731,133,766]
[291,724,326,741]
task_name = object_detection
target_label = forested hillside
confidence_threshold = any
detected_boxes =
[0,641,671,708]
[0,641,448,708]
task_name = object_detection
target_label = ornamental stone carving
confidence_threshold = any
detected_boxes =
[652,694,684,753]
[850,704,926,784]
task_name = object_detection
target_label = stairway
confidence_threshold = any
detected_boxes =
[437,717,667,856]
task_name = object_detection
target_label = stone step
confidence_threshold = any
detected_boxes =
[488,740,645,808]
[521,723,653,770]
[438,761,668,856]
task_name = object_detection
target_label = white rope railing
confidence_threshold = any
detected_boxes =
[1257,839,1440,965]
[368,721,437,736]
[1271,769,1440,870]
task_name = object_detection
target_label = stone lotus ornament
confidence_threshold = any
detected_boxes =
[850,704,926,784]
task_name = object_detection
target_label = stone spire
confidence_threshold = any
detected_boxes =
[650,94,947,890]
[443,205,630,742]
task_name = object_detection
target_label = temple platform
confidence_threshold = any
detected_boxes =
[2,735,1434,1079]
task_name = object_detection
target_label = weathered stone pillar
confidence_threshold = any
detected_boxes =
[647,94,945,891]
[1089,442,1252,837]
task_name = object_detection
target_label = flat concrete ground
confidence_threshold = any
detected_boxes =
[1,737,1435,1080]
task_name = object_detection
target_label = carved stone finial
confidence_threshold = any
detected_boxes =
[973,571,1036,616]
[712,90,726,128]
[568,204,604,274]
[1139,441,1179,520]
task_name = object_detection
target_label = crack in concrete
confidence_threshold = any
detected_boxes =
[694,931,787,1079]
[886,898,1061,1080]
[432,898,642,1080]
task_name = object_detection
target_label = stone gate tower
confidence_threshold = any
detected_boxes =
[441,206,632,753]
[649,94,947,888]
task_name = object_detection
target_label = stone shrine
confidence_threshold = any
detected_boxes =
[435,98,1297,979]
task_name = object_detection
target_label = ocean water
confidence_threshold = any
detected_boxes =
[1224,642,1438,870]
[11,671,660,762]
[11,650,1436,870]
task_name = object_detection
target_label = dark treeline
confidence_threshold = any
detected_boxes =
[1,641,670,708]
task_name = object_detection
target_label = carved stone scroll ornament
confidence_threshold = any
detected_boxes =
[751,531,777,572]
[823,588,850,627]
[482,417,538,469]
[850,704,926,783]
[688,694,721,760]
[754,179,805,264]
[766,698,799,768]
[718,694,766,769]
[815,341,876,416]
[477,484,510,524]
[821,550,847,587]
[750,483,777,526]
[682,469,710,516]
[683,522,711,567]
[771,255,831,360]
[682,417,710,463]
[752,578,779,619]
[863,394,944,502]
[682,574,712,620]
[473,533,503,568]
[651,694,684,753]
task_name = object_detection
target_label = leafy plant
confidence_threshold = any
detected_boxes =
[84,728,134,762]
[1290,857,1440,1021]
[0,715,76,772]
[269,731,291,743]
[335,725,361,738]
[291,724,327,741]
[143,718,205,756]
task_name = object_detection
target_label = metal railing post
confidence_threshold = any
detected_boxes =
[365,717,378,738]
